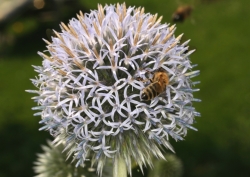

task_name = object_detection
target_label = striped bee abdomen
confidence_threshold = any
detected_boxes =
[141,82,162,100]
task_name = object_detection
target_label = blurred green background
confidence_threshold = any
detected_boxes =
[0,0,250,176]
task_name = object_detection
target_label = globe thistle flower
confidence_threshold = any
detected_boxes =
[147,153,183,177]
[34,140,112,177]
[27,3,200,176]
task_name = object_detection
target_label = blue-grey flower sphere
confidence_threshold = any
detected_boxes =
[28,3,200,175]
[34,140,112,177]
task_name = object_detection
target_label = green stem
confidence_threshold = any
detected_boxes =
[113,156,127,177]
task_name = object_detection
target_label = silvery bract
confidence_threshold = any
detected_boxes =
[28,3,200,175]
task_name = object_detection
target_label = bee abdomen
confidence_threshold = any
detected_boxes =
[141,83,160,100]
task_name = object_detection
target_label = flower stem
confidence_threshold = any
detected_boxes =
[113,156,127,177]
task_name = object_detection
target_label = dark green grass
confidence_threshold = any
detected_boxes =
[0,57,50,177]
[0,0,250,176]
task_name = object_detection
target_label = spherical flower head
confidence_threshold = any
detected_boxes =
[34,140,112,177]
[28,3,200,176]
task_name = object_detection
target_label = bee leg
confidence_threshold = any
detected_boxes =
[142,79,150,83]
[135,76,150,83]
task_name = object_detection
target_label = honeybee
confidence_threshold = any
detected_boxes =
[140,68,169,101]
[172,5,193,23]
